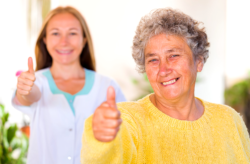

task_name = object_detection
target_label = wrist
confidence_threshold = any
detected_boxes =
[16,92,30,103]
[13,95,22,105]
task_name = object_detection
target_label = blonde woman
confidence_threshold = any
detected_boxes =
[12,6,126,164]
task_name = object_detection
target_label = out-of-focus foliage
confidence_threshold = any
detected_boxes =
[0,104,29,164]
[132,73,154,101]
[224,80,250,107]
[224,71,250,107]
[224,71,250,131]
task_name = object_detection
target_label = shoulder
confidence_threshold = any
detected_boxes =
[118,101,142,112]
[35,68,50,79]
[85,69,114,83]
[200,98,243,123]
[35,67,50,74]
[117,96,149,118]
[87,69,121,89]
[34,68,51,88]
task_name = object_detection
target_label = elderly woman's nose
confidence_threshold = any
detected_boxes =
[158,62,172,76]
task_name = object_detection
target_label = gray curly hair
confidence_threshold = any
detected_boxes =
[132,8,210,73]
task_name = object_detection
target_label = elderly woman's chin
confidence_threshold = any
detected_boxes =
[150,76,196,101]
[155,87,194,101]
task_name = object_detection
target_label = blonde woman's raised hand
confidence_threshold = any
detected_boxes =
[92,86,122,142]
[16,57,36,96]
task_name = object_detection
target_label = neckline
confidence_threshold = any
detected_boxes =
[43,68,95,96]
[42,68,95,116]
[140,94,212,130]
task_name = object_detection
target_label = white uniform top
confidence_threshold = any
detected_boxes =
[12,68,126,164]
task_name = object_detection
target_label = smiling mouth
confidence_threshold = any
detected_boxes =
[56,50,73,55]
[161,78,179,86]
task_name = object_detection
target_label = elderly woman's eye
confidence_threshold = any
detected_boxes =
[171,55,179,58]
[149,59,158,62]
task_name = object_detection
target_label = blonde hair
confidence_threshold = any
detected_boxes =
[35,6,96,71]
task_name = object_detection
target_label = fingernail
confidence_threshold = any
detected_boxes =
[16,70,23,77]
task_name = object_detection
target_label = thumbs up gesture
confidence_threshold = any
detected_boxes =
[92,86,122,142]
[16,57,36,96]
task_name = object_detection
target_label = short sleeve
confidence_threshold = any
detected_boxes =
[110,80,126,103]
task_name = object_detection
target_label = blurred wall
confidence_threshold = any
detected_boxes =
[0,0,226,125]
[0,0,30,124]
[225,0,250,87]
[57,0,227,103]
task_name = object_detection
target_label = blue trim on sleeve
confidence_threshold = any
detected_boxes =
[42,68,95,116]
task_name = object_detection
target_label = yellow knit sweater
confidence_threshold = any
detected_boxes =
[81,95,250,164]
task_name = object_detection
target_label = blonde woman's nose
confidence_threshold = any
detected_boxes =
[59,35,69,45]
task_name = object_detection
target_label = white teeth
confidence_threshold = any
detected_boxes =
[162,79,176,85]
[58,50,71,54]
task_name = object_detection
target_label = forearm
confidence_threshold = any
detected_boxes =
[16,84,41,106]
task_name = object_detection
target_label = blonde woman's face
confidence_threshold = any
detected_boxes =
[144,34,203,101]
[43,12,86,66]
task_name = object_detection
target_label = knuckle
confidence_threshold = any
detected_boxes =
[92,126,99,133]
[93,133,100,140]
[118,119,122,126]
[30,81,34,86]
[92,122,100,130]
[26,80,32,85]
[113,121,119,127]
[115,111,120,118]
[97,106,106,114]
[100,119,106,125]
[28,86,32,91]
[110,135,116,140]
[20,91,27,95]
[101,102,109,107]
[102,137,110,142]
[17,77,22,83]
[20,72,25,76]
[111,129,117,135]
[17,84,24,89]
[17,89,21,94]
[32,76,36,81]
[116,127,120,132]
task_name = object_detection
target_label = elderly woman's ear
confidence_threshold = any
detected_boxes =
[196,57,204,72]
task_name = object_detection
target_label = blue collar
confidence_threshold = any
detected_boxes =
[42,68,95,115]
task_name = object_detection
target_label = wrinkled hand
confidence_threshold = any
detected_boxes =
[92,86,122,142]
[16,57,36,96]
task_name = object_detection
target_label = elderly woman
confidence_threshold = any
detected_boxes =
[81,8,250,163]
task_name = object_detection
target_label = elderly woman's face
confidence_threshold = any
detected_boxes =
[144,34,203,101]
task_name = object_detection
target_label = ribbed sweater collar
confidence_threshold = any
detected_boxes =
[139,95,213,130]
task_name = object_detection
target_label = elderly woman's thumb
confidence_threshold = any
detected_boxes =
[107,86,116,109]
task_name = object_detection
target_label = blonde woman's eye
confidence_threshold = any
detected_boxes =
[70,33,77,35]
[52,32,59,36]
